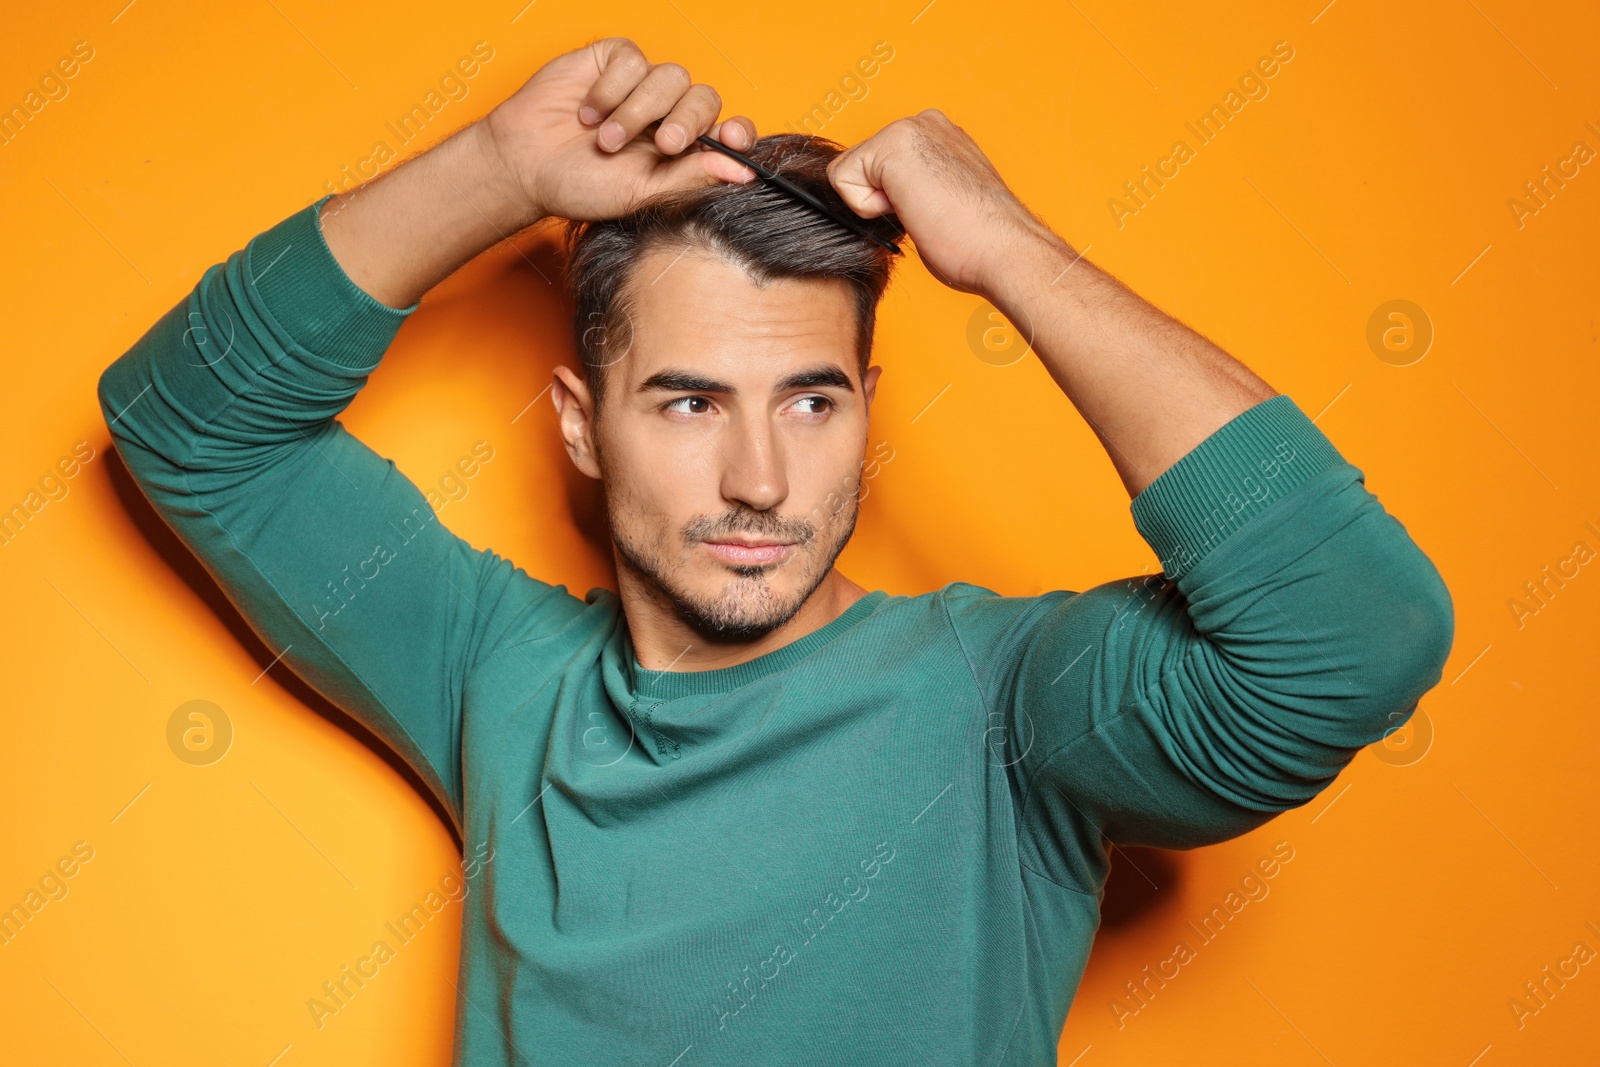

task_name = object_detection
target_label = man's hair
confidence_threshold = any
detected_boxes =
[562,133,902,421]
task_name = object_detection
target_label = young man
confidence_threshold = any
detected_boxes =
[98,36,1452,1067]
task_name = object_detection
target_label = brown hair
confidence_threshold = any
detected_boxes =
[561,133,901,421]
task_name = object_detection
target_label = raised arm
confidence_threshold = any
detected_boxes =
[835,111,1454,889]
[945,398,1453,889]
[829,108,1280,495]
[99,192,528,832]
[96,37,759,830]
[321,36,761,309]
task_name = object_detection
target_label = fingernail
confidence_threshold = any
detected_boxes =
[600,121,625,149]
[578,105,600,126]
[662,123,686,151]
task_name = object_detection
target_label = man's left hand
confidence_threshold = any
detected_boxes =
[827,109,1058,297]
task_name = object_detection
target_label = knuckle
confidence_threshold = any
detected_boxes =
[614,51,650,80]
[657,62,692,87]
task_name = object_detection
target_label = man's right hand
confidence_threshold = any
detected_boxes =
[318,37,756,310]
[483,37,758,223]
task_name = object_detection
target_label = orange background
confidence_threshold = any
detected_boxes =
[3,1,1596,1063]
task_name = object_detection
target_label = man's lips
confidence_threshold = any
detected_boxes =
[701,540,797,566]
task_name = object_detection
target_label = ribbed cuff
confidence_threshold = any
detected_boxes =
[248,193,419,370]
[1129,394,1346,582]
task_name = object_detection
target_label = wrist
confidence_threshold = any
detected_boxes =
[473,114,547,229]
[318,120,549,310]
[978,218,1080,317]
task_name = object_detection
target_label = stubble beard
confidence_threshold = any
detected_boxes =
[608,484,861,644]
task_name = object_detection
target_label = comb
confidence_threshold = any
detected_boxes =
[694,133,903,254]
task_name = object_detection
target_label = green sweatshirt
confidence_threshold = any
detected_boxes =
[98,194,1454,1066]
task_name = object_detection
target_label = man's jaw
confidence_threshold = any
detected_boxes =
[610,505,851,646]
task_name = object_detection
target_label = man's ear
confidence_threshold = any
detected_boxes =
[863,363,883,414]
[551,366,602,480]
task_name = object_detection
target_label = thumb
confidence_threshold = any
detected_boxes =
[643,124,760,199]
[828,139,895,218]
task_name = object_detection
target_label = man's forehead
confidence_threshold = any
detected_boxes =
[618,246,858,389]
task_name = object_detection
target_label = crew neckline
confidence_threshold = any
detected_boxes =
[627,590,889,700]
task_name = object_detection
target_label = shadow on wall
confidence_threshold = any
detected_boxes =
[101,449,464,847]
[371,220,618,595]
[96,224,607,843]
[1098,845,1182,930]
[476,225,618,593]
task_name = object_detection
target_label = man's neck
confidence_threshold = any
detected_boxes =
[620,568,869,673]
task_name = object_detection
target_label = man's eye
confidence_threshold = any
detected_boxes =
[664,396,712,415]
[791,395,833,416]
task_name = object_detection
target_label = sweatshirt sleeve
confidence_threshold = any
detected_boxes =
[96,194,586,834]
[943,394,1455,894]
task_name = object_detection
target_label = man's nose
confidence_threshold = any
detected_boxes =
[719,412,789,512]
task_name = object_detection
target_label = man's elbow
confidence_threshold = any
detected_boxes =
[1351,562,1455,736]
[97,352,145,448]
[96,363,122,437]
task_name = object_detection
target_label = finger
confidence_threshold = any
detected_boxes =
[597,62,693,152]
[633,115,762,199]
[577,38,652,128]
[706,115,756,153]
[691,116,759,182]
[828,137,895,217]
[655,142,759,192]
[654,83,722,155]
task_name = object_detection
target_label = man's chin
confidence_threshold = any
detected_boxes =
[611,522,848,644]
[656,561,822,641]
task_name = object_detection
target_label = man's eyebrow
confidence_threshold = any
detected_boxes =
[635,369,732,394]
[778,364,856,393]
[635,363,857,395]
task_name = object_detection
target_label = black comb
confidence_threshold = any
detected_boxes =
[694,133,903,254]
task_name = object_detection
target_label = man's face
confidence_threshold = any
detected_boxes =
[583,246,879,642]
